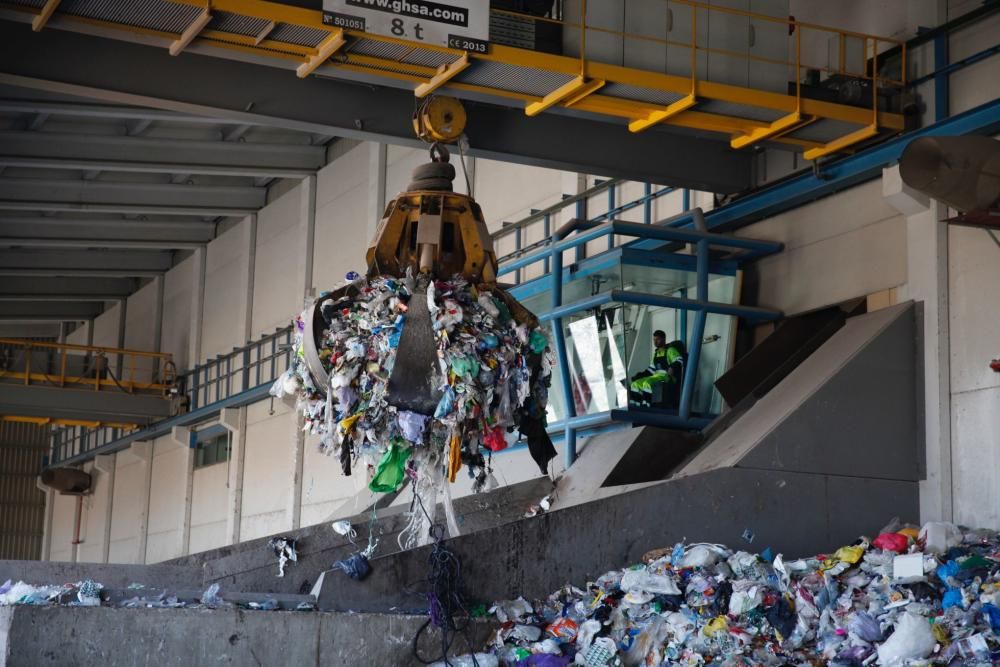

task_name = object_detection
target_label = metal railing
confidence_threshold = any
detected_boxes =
[496,0,907,157]
[181,327,296,411]
[0,338,174,395]
[494,179,677,280]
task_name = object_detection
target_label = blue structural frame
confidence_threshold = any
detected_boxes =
[513,217,782,466]
[46,98,1000,471]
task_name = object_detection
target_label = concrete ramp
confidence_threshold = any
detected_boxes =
[313,302,922,612]
[680,301,921,481]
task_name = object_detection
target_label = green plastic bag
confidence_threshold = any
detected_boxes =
[529,329,549,354]
[368,439,412,493]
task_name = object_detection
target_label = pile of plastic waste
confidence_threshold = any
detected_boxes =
[476,520,1000,666]
[273,271,555,498]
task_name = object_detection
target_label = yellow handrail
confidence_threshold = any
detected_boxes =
[0,338,174,395]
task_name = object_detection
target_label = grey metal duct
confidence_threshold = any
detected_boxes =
[39,467,91,494]
[899,136,1000,212]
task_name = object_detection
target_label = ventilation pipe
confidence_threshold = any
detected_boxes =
[899,136,1000,212]
[39,467,92,494]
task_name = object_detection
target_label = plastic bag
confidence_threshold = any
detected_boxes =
[201,583,224,609]
[872,532,909,553]
[483,425,508,452]
[332,553,371,581]
[396,410,428,443]
[847,611,882,642]
[368,440,411,493]
[876,612,935,666]
[620,569,681,596]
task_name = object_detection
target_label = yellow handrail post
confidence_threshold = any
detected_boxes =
[24,345,30,386]
[871,38,878,125]
[59,347,67,388]
[690,3,697,94]
[794,20,801,112]
[838,33,846,77]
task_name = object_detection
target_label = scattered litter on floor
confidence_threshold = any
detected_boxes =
[0,578,316,612]
[271,271,556,503]
[268,536,299,578]
[449,519,1000,665]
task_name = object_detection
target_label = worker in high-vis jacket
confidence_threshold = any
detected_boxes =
[629,330,686,408]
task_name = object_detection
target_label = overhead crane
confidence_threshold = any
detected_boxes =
[3,0,907,163]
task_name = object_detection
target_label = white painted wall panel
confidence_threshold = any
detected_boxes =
[124,280,158,382]
[77,463,113,563]
[300,432,368,527]
[48,492,76,562]
[92,302,120,348]
[161,254,195,372]
[240,400,292,541]
[108,455,145,563]
[313,144,372,291]
[252,183,306,338]
[951,387,1000,529]
[948,215,1000,531]
[738,180,906,314]
[189,461,228,554]
[145,436,185,563]
[202,218,251,361]
[949,225,1000,395]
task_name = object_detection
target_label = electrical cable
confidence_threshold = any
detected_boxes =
[410,490,480,667]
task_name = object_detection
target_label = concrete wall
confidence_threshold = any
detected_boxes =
[161,254,195,372]
[145,437,185,563]
[107,450,146,564]
[47,492,76,563]
[252,182,307,339]
[948,224,1000,529]
[239,401,292,541]
[738,179,907,315]
[77,461,114,563]
[92,302,121,348]
[313,143,372,290]
[202,218,252,361]
[189,456,228,555]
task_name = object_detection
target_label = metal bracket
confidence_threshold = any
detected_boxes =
[629,93,697,133]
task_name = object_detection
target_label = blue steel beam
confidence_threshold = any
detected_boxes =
[537,290,781,324]
[52,381,274,468]
[548,225,578,468]
[647,98,1000,237]
[499,218,782,276]
[679,239,710,419]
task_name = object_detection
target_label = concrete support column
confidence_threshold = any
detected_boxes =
[125,441,154,564]
[299,174,317,303]
[35,477,54,561]
[188,246,206,369]
[93,453,115,563]
[883,165,953,523]
[115,297,127,377]
[244,214,257,346]
[152,274,165,381]
[368,143,387,238]
[170,426,195,556]
[287,412,305,531]
[220,407,246,545]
